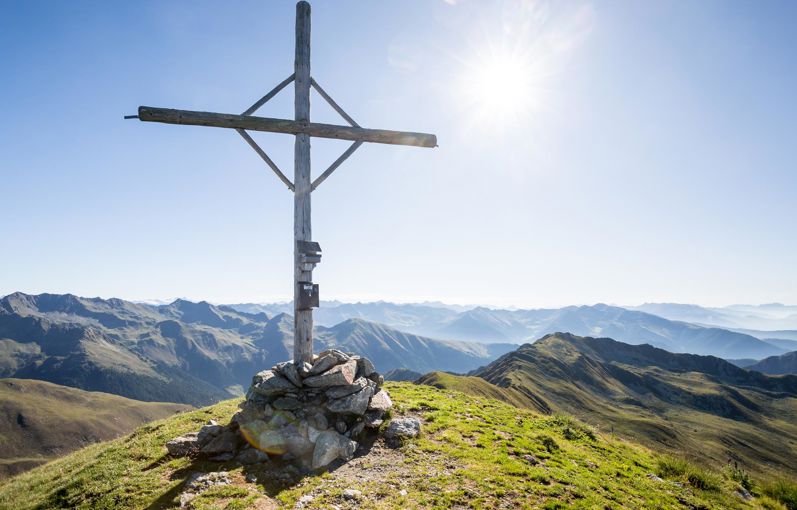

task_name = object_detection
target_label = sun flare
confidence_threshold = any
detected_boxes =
[460,50,546,128]
[454,2,595,133]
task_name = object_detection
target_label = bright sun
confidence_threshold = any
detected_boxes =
[459,49,547,130]
[454,2,594,133]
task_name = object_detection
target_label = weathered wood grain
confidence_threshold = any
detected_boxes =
[293,0,314,365]
[137,106,437,148]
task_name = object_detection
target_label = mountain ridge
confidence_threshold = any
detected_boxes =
[0,293,513,405]
[748,351,797,375]
[464,332,797,476]
[231,300,785,359]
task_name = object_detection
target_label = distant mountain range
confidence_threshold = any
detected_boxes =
[232,301,787,359]
[0,293,513,406]
[632,302,797,331]
[459,333,797,475]
[5,291,797,482]
[2,291,794,408]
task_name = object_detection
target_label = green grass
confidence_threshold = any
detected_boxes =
[0,383,784,509]
[434,334,797,479]
[416,371,550,412]
[761,479,797,510]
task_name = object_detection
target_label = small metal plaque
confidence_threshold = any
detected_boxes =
[297,281,319,310]
[297,240,322,255]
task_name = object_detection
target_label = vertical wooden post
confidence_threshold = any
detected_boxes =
[293,0,313,364]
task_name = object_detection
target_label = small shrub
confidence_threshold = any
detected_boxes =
[657,456,689,478]
[724,465,753,491]
[549,414,596,441]
[762,479,797,510]
[538,434,559,453]
[657,456,721,491]
[687,470,721,491]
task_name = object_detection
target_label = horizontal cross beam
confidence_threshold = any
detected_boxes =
[137,106,437,148]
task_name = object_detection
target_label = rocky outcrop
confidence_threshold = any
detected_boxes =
[166,350,397,471]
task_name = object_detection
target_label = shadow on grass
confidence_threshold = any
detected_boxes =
[141,432,379,509]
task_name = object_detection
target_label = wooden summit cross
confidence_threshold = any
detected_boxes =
[127,1,437,365]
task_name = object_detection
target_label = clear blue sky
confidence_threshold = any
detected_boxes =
[1,0,795,307]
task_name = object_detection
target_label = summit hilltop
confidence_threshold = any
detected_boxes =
[1,382,788,509]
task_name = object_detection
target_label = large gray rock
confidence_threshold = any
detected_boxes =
[326,386,374,415]
[318,349,350,363]
[355,356,376,378]
[304,359,357,388]
[236,447,270,465]
[364,410,384,429]
[325,377,368,399]
[200,427,243,455]
[251,370,296,396]
[308,354,339,376]
[367,372,385,390]
[166,433,199,456]
[346,420,365,439]
[196,421,223,446]
[252,428,290,454]
[368,390,392,412]
[384,417,421,440]
[312,430,357,469]
[275,361,303,387]
[284,426,314,457]
[307,412,328,431]
[307,426,322,444]
[298,361,313,377]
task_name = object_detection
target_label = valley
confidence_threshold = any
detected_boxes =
[0,378,190,478]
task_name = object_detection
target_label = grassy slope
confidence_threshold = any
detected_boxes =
[0,378,191,478]
[0,382,781,510]
[467,334,797,479]
[417,371,551,413]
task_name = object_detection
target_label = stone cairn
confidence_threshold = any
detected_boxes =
[167,349,397,471]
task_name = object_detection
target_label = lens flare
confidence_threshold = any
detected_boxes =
[238,410,302,455]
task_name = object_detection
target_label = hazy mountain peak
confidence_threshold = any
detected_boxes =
[748,350,797,375]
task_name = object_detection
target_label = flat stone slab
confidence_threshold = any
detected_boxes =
[327,386,374,415]
[200,428,243,455]
[318,349,350,362]
[166,433,199,456]
[308,354,339,376]
[304,359,357,388]
[325,377,368,399]
[368,390,392,412]
[251,370,296,396]
[312,430,357,470]
[197,421,223,446]
[275,361,302,387]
